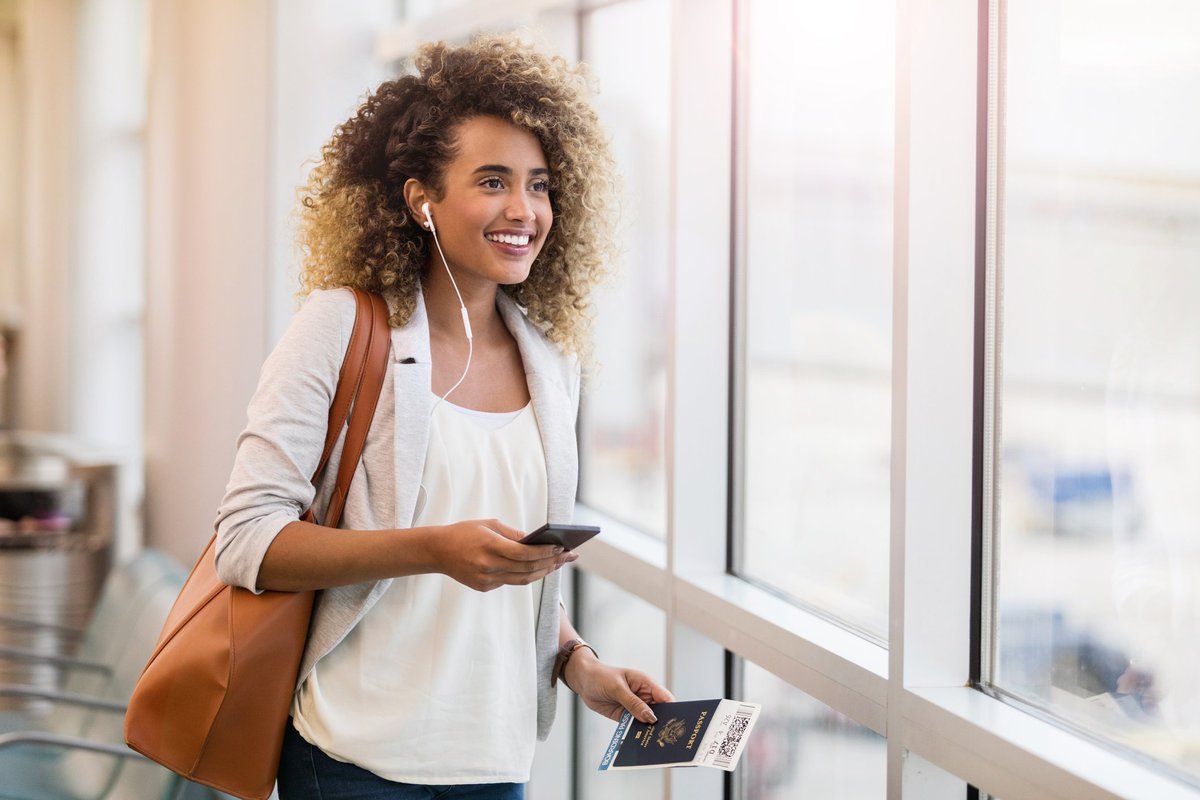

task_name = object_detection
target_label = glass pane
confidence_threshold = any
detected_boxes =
[528,570,574,799]
[736,660,885,799]
[573,572,667,800]
[994,0,1200,779]
[739,0,894,639]
[577,0,670,538]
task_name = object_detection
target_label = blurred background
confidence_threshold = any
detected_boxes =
[1,0,1198,798]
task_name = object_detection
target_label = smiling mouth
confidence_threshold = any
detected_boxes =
[485,232,532,247]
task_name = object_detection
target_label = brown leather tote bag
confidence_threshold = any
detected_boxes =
[125,289,391,800]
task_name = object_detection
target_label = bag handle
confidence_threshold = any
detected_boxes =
[302,288,392,528]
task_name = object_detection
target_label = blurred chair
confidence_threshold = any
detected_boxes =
[0,548,231,799]
[0,549,181,725]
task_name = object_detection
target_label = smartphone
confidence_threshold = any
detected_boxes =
[519,522,601,551]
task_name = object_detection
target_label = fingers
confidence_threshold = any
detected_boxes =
[507,543,565,563]
[483,518,526,542]
[497,554,577,583]
[475,555,578,590]
[459,520,579,591]
[481,520,563,563]
[512,546,581,570]
[475,520,591,568]
[576,665,673,725]
[625,670,674,704]
[643,676,675,704]
[604,669,663,724]
[616,684,659,724]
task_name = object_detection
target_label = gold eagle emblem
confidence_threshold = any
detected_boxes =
[656,717,686,747]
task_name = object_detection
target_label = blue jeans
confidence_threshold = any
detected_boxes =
[277,720,525,800]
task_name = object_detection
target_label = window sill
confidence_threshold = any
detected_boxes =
[675,572,889,735]
[904,686,1200,800]
[570,501,888,733]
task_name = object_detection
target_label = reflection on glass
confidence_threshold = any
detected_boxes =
[577,0,670,538]
[739,1,894,639]
[736,660,885,799]
[574,572,666,800]
[994,0,1200,779]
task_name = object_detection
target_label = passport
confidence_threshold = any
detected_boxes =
[598,698,760,772]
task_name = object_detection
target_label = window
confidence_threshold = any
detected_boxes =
[573,572,667,800]
[72,0,148,556]
[735,0,895,640]
[384,1,1200,796]
[989,0,1200,781]
[577,0,671,539]
[735,660,886,799]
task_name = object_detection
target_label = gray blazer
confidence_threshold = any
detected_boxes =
[214,287,580,740]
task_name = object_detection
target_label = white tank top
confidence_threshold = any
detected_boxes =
[292,395,548,784]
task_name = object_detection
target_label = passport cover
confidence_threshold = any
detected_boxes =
[598,699,760,772]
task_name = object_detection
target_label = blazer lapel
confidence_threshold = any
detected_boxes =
[386,288,577,527]
[497,293,578,525]
[390,291,434,527]
[300,288,575,690]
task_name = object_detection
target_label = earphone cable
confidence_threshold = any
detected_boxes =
[427,226,474,417]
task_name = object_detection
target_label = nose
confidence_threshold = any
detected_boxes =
[506,190,536,224]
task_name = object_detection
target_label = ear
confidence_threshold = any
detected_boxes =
[403,178,431,225]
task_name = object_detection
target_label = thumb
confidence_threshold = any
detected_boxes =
[483,518,525,542]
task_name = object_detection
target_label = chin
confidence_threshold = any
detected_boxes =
[494,264,534,286]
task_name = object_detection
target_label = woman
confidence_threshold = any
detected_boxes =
[214,34,672,800]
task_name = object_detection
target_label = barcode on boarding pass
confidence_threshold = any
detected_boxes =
[712,703,757,770]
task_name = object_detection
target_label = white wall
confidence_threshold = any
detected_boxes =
[73,0,147,559]
[0,4,19,428]
[268,0,393,345]
[14,0,75,433]
[143,0,401,565]
[143,0,273,565]
[0,3,18,333]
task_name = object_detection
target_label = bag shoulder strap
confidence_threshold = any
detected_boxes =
[304,288,391,528]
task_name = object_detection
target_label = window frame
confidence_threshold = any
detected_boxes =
[376,0,1200,796]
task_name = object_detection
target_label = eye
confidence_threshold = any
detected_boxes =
[481,176,505,190]
[531,179,551,193]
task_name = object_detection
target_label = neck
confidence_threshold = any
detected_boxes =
[422,258,506,343]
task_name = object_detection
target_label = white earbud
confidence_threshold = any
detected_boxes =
[421,201,436,232]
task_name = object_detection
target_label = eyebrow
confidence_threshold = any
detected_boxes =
[473,164,550,176]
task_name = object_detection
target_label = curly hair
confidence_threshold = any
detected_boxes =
[296,33,618,357]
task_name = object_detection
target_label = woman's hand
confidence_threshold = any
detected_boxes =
[429,518,577,592]
[565,648,675,724]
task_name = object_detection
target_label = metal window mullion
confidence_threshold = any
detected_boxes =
[727,0,750,584]
[666,0,734,798]
[891,0,983,795]
[888,0,914,790]
[977,0,1004,692]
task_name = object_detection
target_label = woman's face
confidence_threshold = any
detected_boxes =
[421,115,553,288]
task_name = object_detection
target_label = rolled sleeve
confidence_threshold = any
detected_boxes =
[213,288,355,592]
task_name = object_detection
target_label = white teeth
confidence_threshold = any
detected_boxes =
[486,233,531,246]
